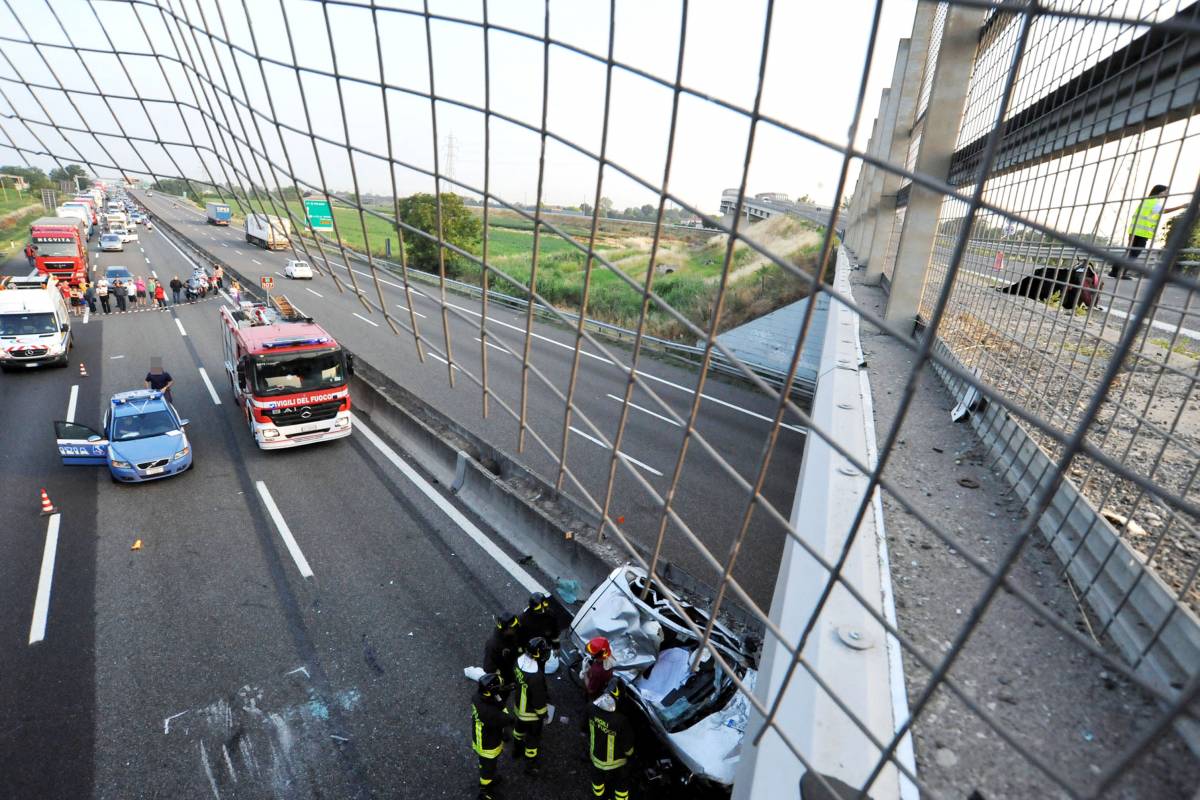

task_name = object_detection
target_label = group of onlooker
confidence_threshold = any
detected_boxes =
[73,274,169,315]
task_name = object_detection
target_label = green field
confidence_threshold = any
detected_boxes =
[0,192,52,255]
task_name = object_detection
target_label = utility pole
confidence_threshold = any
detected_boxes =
[445,131,457,182]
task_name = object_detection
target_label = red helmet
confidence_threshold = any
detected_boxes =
[586,636,611,657]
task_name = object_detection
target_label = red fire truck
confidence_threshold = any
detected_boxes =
[220,295,353,449]
[29,217,88,285]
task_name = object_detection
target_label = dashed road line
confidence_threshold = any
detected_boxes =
[252,258,262,265]
[353,312,379,327]
[29,514,61,645]
[198,367,221,405]
[174,318,188,337]
[397,304,427,318]
[66,385,78,423]
[306,287,324,297]
[569,425,663,476]
[255,482,314,578]
[605,393,682,427]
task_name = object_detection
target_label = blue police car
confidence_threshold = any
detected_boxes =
[55,390,192,482]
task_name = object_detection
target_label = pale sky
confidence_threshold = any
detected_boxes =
[0,0,917,214]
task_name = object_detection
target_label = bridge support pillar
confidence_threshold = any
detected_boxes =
[847,120,877,253]
[884,3,985,326]
[858,40,909,270]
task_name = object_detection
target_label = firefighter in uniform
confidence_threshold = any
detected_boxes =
[471,672,510,800]
[1117,184,1186,279]
[588,679,635,800]
[483,612,522,687]
[517,592,559,649]
[510,636,551,775]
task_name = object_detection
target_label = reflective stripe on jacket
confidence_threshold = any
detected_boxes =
[511,656,548,722]
[589,704,634,770]
[471,693,509,758]
[1130,197,1163,238]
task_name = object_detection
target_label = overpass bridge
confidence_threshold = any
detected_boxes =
[718,189,843,235]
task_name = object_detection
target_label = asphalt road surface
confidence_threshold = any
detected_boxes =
[135,191,808,612]
[0,239,608,799]
[1,207,774,798]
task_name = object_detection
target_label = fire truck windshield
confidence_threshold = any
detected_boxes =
[32,241,78,256]
[250,348,346,396]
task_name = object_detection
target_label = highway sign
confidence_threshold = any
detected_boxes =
[303,198,334,232]
[260,276,274,290]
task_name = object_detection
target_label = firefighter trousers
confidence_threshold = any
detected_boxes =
[590,764,630,800]
[477,752,499,798]
[512,717,543,760]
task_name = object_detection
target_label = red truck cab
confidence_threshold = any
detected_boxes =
[220,295,353,449]
[29,216,87,286]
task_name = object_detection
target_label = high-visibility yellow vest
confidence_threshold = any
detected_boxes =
[1130,197,1163,238]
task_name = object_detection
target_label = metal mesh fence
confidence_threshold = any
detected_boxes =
[2,0,1199,797]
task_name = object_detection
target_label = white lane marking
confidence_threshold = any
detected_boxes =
[353,312,379,327]
[275,271,284,278]
[605,393,682,427]
[219,289,236,306]
[221,241,229,247]
[66,385,78,422]
[82,306,89,324]
[252,258,262,265]
[475,336,508,354]
[306,287,324,297]
[427,352,459,370]
[198,367,221,405]
[352,415,546,594]
[397,304,426,318]
[139,246,144,252]
[152,269,158,279]
[29,514,61,645]
[255,482,314,578]
[174,318,188,337]
[145,257,150,263]
[569,425,663,476]
[110,354,125,359]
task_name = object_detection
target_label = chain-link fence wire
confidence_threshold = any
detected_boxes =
[2,0,1200,796]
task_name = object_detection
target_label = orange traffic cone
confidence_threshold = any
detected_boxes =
[79,362,88,377]
[39,488,56,515]
[131,539,143,551]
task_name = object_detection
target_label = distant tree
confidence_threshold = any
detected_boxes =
[397,192,482,276]
[639,204,655,219]
[599,196,614,217]
[49,164,91,189]
[795,193,814,205]
[580,202,593,216]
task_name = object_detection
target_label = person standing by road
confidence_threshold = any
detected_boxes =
[214,264,224,289]
[113,279,128,313]
[145,359,174,403]
[587,679,635,800]
[230,279,242,304]
[97,278,110,314]
[518,592,559,652]
[154,281,166,309]
[169,275,183,304]
[24,243,35,268]
[68,283,83,317]
[135,275,147,307]
[510,637,550,776]
[483,613,522,689]
[83,281,96,314]
[471,673,511,800]
[1116,184,1188,280]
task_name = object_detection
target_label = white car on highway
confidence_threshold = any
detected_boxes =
[100,233,124,252]
[284,259,313,279]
